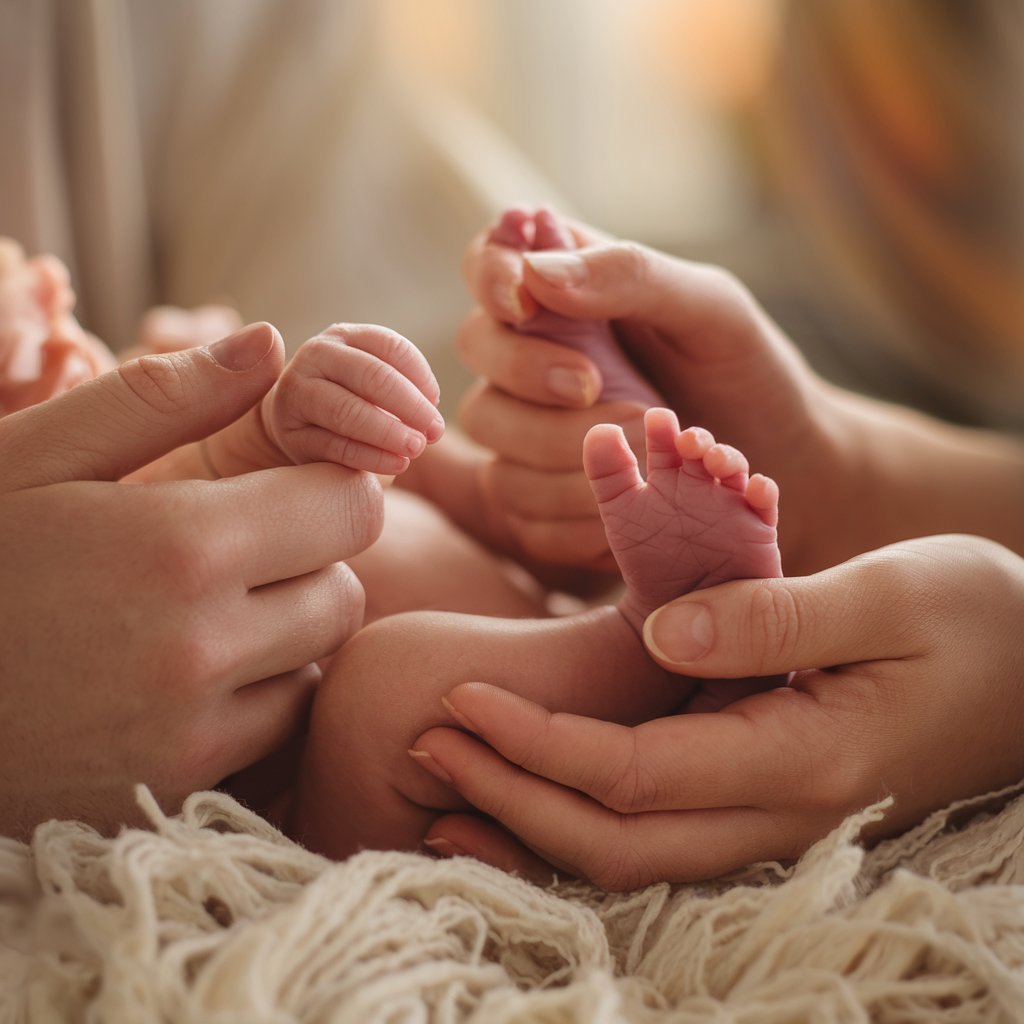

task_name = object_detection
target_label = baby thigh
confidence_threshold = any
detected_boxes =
[286,607,680,860]
[286,612,483,859]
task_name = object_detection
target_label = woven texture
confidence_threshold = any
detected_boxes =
[3,782,1023,1023]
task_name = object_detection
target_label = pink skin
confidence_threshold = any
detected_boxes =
[487,208,663,406]
[261,324,446,477]
[0,239,445,482]
[288,409,782,858]
[587,406,782,634]
[0,239,115,414]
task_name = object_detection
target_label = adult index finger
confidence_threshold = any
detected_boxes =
[435,682,804,813]
[208,463,384,588]
[412,725,792,889]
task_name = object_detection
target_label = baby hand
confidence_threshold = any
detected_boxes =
[263,324,445,475]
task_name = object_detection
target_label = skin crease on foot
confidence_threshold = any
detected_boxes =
[287,407,783,860]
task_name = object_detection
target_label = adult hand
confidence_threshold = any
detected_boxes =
[458,217,848,575]
[412,536,1024,888]
[0,324,383,838]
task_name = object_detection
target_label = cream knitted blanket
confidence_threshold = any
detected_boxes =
[2,782,1023,1023]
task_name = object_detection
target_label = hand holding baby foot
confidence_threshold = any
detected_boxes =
[263,323,445,475]
[454,209,659,575]
[416,536,1024,888]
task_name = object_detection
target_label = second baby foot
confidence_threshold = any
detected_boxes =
[488,208,662,406]
[584,407,782,634]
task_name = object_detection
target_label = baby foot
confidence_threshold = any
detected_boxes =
[487,208,662,406]
[0,238,115,413]
[584,407,782,634]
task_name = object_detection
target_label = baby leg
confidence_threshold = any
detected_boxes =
[287,605,678,858]
[346,488,550,622]
[488,208,662,406]
[289,410,782,860]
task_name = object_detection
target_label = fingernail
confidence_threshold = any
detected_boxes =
[441,696,478,734]
[208,322,276,371]
[408,749,453,784]
[546,367,595,404]
[643,602,714,664]
[404,431,427,456]
[422,837,466,858]
[523,251,588,288]
[503,285,527,323]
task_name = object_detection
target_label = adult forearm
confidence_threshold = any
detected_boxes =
[830,388,1024,560]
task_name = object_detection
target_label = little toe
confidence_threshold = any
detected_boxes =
[644,407,684,473]
[583,422,643,503]
[704,443,749,490]
[745,473,780,527]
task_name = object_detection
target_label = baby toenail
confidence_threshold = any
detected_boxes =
[643,602,714,664]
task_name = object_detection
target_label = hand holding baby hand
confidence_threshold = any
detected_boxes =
[265,324,445,475]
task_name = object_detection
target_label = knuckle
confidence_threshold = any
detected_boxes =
[361,356,400,403]
[701,263,748,302]
[334,469,385,550]
[117,355,190,415]
[160,627,226,698]
[305,333,344,367]
[324,563,366,645]
[370,326,410,362]
[597,734,658,814]
[610,241,652,288]
[604,762,659,815]
[585,827,648,892]
[149,522,221,601]
[507,713,555,775]
[748,582,802,672]
[335,395,373,437]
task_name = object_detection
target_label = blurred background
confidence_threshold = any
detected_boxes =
[5,0,1022,428]
[372,0,1024,429]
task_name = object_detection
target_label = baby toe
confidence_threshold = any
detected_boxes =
[704,443,749,490]
[745,473,780,526]
[675,425,715,462]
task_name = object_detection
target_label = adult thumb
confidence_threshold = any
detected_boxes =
[640,549,926,678]
[0,322,284,490]
[521,242,759,348]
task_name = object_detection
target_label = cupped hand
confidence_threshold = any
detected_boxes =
[0,325,383,838]
[412,536,1024,888]
[458,215,849,575]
